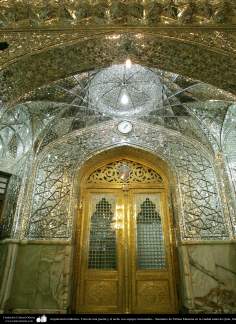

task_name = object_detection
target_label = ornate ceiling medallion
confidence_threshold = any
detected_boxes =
[88,64,163,117]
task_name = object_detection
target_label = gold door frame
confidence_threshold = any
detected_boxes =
[72,147,179,314]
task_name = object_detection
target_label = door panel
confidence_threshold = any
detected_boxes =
[77,191,124,313]
[76,188,177,314]
[130,190,177,314]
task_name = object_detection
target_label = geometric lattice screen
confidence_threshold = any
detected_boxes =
[137,197,166,270]
[88,197,117,270]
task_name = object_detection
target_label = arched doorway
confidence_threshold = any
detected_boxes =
[74,148,178,314]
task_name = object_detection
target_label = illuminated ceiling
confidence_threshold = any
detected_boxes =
[87,64,164,117]
[0,63,235,173]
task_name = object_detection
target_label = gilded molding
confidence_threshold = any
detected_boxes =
[0,32,236,107]
[1,29,236,70]
[0,0,235,29]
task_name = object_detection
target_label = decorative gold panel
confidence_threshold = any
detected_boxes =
[137,281,170,308]
[87,160,163,185]
[85,281,118,307]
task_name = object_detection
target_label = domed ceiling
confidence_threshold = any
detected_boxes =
[88,64,163,117]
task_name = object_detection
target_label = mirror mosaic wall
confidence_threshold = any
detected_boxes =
[0,59,235,314]
[0,63,235,241]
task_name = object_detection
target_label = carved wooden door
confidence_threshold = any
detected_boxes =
[75,160,178,314]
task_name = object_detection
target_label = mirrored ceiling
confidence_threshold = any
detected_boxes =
[0,62,235,173]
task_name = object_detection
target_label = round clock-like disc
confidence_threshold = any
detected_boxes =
[117,121,133,134]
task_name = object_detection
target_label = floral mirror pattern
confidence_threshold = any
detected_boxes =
[0,63,235,241]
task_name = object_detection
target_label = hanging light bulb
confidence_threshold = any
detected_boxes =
[125,58,132,69]
[120,89,129,105]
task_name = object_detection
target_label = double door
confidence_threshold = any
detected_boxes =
[76,188,178,314]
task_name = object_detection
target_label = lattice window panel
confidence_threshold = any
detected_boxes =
[88,197,116,270]
[136,197,166,270]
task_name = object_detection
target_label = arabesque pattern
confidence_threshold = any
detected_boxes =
[87,160,163,185]
[24,121,229,240]
[171,142,227,238]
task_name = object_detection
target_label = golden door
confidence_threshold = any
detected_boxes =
[75,160,178,314]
